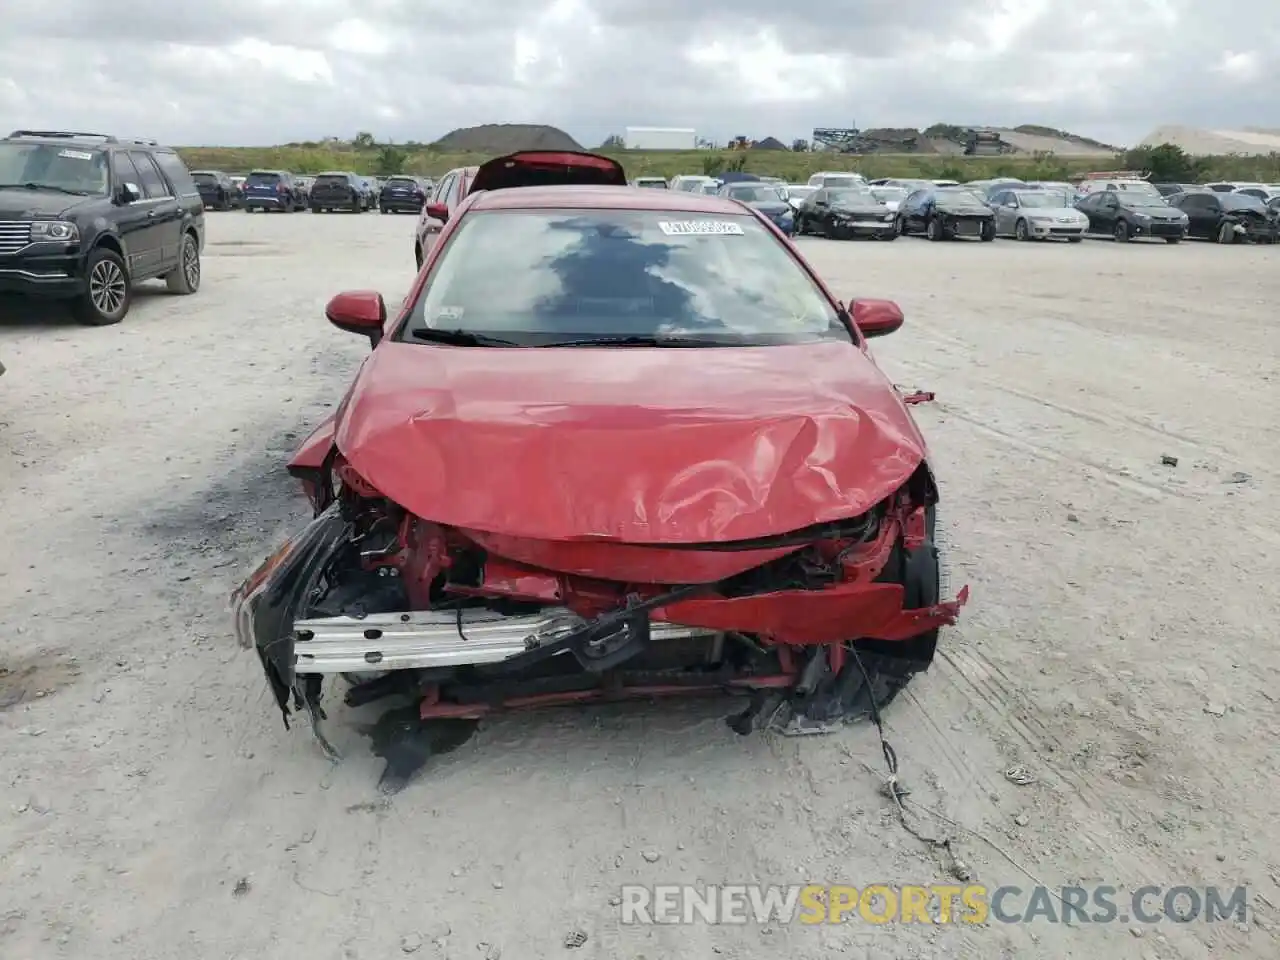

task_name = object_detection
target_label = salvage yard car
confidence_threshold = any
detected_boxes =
[896,186,996,241]
[718,180,794,235]
[0,129,205,325]
[378,175,430,214]
[1167,189,1278,244]
[242,169,307,212]
[1074,190,1188,243]
[794,186,896,240]
[233,150,968,791]
[989,188,1087,241]
[190,169,239,210]
[310,172,369,213]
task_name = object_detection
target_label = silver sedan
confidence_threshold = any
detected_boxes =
[990,189,1088,241]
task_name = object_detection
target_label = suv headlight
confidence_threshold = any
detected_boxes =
[31,220,79,242]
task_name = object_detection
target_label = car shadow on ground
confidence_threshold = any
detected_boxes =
[0,285,174,331]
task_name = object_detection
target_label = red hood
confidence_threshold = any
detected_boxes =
[334,340,927,544]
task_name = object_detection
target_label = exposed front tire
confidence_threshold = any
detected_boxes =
[72,247,131,326]
[926,216,945,241]
[164,232,201,295]
[1217,222,1235,244]
[980,221,996,242]
[1113,220,1130,242]
[1015,219,1029,241]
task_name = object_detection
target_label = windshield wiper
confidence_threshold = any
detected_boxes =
[543,334,728,348]
[0,182,88,195]
[409,328,521,347]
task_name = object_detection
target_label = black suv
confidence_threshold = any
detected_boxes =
[191,169,240,210]
[378,176,429,213]
[309,172,369,213]
[0,130,205,325]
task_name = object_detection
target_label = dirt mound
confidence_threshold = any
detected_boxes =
[433,124,583,154]
[752,136,788,151]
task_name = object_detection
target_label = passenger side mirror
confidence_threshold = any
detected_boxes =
[325,290,386,347]
[118,182,140,204]
[426,203,449,223]
[851,298,905,339]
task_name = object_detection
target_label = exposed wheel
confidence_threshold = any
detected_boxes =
[351,198,360,213]
[164,232,201,295]
[879,231,897,242]
[415,245,424,270]
[980,221,996,242]
[72,247,131,326]
[1217,222,1235,244]
[1015,219,1029,241]
[894,215,906,236]
[1113,220,1130,242]
[311,205,321,213]
[926,216,944,241]
[1165,237,1181,244]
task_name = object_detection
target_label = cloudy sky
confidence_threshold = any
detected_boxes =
[1,0,1275,148]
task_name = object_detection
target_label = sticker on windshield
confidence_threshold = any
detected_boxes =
[658,220,744,236]
[58,150,95,160]
[433,306,464,322]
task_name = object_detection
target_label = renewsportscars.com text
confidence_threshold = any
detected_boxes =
[619,884,1249,925]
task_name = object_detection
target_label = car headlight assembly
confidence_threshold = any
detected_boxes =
[31,220,79,242]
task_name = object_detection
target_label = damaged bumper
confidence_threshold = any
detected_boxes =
[232,498,969,723]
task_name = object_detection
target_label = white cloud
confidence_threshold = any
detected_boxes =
[0,0,1275,148]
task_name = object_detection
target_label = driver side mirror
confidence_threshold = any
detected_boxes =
[426,203,449,223]
[851,298,905,339]
[118,182,140,204]
[325,290,386,347]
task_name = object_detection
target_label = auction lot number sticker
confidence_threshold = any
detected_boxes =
[658,220,744,236]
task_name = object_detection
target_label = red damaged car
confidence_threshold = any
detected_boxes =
[232,151,968,790]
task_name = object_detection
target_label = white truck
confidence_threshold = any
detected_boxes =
[624,127,697,151]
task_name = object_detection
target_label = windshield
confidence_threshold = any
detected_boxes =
[870,188,906,203]
[403,209,848,347]
[191,172,218,184]
[246,171,282,185]
[385,177,417,188]
[1221,194,1266,212]
[1114,183,1162,200]
[674,179,711,192]
[821,175,863,188]
[938,188,987,204]
[828,188,875,204]
[786,186,814,200]
[0,142,109,195]
[1015,192,1064,208]
[636,180,668,189]
[726,185,781,203]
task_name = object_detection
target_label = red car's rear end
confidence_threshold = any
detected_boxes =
[234,152,967,790]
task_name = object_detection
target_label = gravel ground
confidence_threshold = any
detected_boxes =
[1,211,1277,960]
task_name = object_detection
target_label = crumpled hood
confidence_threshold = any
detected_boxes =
[335,340,928,544]
[0,187,92,219]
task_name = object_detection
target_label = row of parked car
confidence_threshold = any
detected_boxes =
[190,170,435,214]
[638,170,1280,245]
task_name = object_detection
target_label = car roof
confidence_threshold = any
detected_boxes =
[469,184,750,214]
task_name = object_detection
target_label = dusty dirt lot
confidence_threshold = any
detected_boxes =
[1,211,1277,960]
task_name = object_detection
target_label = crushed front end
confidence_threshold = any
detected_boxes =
[232,456,968,788]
